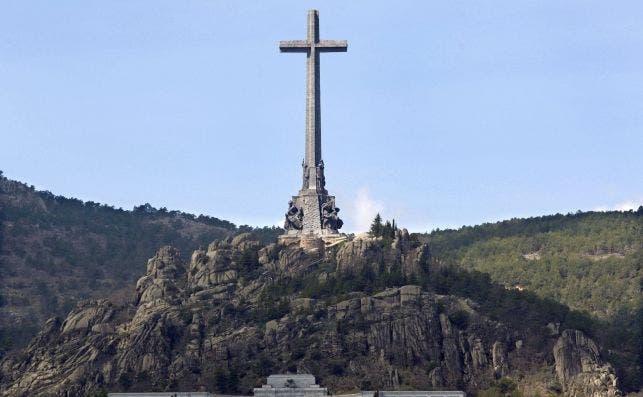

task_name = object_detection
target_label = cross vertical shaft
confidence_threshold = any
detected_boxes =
[280,10,347,191]
[307,10,321,173]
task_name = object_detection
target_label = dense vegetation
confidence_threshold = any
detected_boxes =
[0,173,282,355]
[415,210,642,320]
[369,213,398,239]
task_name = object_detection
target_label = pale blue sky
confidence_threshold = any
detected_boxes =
[1,1,642,231]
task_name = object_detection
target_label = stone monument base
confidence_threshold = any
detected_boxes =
[320,233,348,247]
[299,236,325,252]
[277,230,303,247]
[278,232,348,251]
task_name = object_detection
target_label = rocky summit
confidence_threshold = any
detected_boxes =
[0,232,622,396]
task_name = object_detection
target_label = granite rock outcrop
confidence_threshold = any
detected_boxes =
[0,235,622,396]
[553,329,621,397]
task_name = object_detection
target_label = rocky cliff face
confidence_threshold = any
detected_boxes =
[335,230,429,279]
[0,233,623,396]
[0,175,239,354]
[553,330,621,397]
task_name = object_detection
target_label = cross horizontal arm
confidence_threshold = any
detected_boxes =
[279,40,310,52]
[316,40,348,52]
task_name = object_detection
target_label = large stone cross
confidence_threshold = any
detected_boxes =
[279,10,346,239]
[280,9,347,190]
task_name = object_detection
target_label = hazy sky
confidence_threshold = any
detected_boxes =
[1,1,642,231]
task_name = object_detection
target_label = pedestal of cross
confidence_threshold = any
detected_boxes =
[278,10,347,244]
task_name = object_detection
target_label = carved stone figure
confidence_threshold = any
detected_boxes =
[321,196,343,231]
[284,200,303,230]
[302,161,309,190]
[316,160,326,191]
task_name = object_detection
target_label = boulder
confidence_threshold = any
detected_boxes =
[136,246,183,305]
[61,300,114,335]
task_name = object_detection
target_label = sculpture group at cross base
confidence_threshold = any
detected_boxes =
[321,196,343,230]
[284,196,343,232]
[284,200,303,230]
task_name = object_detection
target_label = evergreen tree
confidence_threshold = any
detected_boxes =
[383,220,392,238]
[370,213,383,236]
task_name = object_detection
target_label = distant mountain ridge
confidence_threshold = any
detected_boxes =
[0,173,281,354]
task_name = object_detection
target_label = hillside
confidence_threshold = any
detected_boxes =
[416,210,643,392]
[420,210,642,322]
[0,233,625,396]
[0,174,281,354]
[0,174,640,394]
